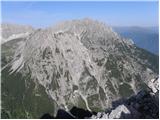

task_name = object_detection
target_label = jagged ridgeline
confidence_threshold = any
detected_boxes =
[1,19,159,118]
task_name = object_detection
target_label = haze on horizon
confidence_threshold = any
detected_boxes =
[1,1,159,28]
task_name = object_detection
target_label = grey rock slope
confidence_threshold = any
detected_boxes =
[1,19,159,118]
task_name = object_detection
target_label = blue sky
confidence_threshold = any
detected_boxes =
[1,1,159,28]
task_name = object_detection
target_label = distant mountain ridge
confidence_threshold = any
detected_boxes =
[1,23,34,44]
[113,26,159,55]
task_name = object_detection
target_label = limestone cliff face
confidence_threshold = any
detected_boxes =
[1,19,159,118]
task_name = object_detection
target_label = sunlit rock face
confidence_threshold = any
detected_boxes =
[1,19,159,118]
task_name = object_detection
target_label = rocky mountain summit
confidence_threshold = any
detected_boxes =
[1,19,159,118]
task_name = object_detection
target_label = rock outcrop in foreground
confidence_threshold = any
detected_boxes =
[91,77,159,119]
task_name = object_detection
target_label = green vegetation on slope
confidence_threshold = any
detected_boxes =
[1,66,57,118]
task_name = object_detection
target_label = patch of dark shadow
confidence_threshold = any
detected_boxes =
[135,73,142,82]
[110,68,122,81]
[134,74,148,91]
[97,58,105,66]
[66,49,72,52]
[82,37,92,46]
[53,33,57,39]
[40,113,54,119]
[1,56,8,67]
[37,28,41,31]
[86,77,98,91]
[116,55,123,61]
[70,106,93,119]
[125,73,132,82]
[110,98,126,109]
[93,57,99,63]
[105,55,116,69]
[46,75,49,80]
[100,47,107,52]
[105,79,117,95]
[56,71,61,79]
[1,109,10,119]
[55,47,60,54]
[89,65,93,69]
[61,53,64,58]
[141,64,147,71]
[138,81,149,91]
[50,80,59,91]
[65,41,68,45]
[99,87,106,103]
[56,109,75,119]
[58,32,63,35]
[99,37,105,43]
[117,43,131,55]
[50,72,60,91]
[64,94,71,102]
[117,43,125,53]
[40,109,74,119]
[43,69,48,75]
[73,85,78,91]
[59,66,63,74]
[64,70,71,82]
[82,61,92,76]
[16,54,21,58]
[65,62,68,68]
[40,106,95,119]
[90,47,95,50]
[76,36,79,40]
[42,47,52,59]
[79,70,88,82]
[110,90,159,119]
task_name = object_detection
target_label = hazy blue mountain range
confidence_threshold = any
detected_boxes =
[113,26,159,55]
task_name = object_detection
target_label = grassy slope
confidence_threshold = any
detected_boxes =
[1,67,57,118]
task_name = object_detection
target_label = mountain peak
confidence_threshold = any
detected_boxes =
[1,19,158,118]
